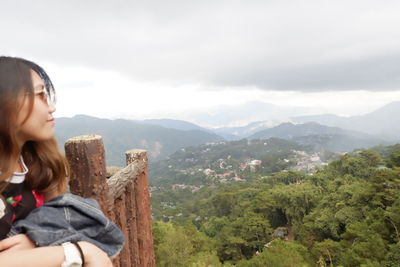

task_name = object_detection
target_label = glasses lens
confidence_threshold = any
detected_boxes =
[45,91,51,105]
[42,89,55,106]
[48,91,56,106]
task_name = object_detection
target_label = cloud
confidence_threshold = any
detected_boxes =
[213,53,400,91]
[1,0,400,92]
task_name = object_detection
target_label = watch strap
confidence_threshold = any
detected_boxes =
[61,242,83,267]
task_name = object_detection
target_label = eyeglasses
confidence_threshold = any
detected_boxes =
[33,87,55,106]
[33,85,55,106]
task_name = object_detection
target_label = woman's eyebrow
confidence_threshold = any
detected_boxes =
[33,84,45,91]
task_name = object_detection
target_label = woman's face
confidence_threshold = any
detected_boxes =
[16,70,56,144]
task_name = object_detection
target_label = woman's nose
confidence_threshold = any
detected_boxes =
[49,103,56,114]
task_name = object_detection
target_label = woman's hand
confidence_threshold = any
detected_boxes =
[0,234,35,252]
[77,241,113,267]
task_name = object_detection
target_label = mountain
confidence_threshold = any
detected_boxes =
[249,122,350,139]
[188,101,318,128]
[212,120,289,140]
[141,119,213,133]
[55,115,224,166]
[293,101,400,140]
[292,134,387,152]
[150,137,307,185]
[140,116,293,141]
[248,122,388,152]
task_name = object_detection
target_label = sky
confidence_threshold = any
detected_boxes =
[2,0,400,127]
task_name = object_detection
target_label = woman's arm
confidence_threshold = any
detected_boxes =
[0,246,65,267]
[0,236,112,267]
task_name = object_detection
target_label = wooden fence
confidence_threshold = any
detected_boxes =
[64,135,155,267]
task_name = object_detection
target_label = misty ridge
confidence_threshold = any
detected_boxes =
[54,101,400,166]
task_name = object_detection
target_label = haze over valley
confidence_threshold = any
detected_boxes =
[55,101,399,166]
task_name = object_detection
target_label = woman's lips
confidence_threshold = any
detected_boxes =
[47,118,55,125]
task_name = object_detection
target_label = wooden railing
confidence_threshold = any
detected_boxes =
[64,135,155,267]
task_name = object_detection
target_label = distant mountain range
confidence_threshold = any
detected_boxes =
[154,101,400,141]
[54,102,400,166]
[141,119,214,133]
[187,101,317,128]
[292,101,400,140]
[212,120,287,140]
[55,115,223,166]
[135,119,390,152]
[248,122,388,152]
[249,122,363,140]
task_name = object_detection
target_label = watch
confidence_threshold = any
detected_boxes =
[61,242,83,267]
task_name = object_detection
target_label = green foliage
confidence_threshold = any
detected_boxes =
[260,154,293,174]
[327,154,371,178]
[236,239,313,267]
[269,182,320,225]
[264,170,306,185]
[153,221,221,267]
[311,239,341,266]
[385,198,400,242]
[388,151,400,167]
[383,242,400,267]
[152,146,400,266]
[150,137,306,186]
[359,150,384,167]
[210,191,239,217]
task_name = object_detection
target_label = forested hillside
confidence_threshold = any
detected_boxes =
[55,115,223,165]
[149,138,333,187]
[151,144,400,266]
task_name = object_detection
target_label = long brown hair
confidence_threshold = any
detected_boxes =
[0,56,68,193]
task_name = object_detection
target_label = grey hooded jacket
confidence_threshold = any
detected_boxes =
[8,193,124,257]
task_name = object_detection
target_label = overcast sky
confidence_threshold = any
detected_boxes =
[2,0,400,127]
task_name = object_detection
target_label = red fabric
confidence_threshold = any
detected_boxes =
[11,195,22,207]
[32,190,44,208]
[11,214,16,224]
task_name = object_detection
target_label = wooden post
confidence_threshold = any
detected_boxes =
[64,135,111,215]
[107,156,146,266]
[64,136,155,267]
[126,150,155,267]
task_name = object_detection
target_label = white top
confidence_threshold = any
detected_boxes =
[5,156,28,184]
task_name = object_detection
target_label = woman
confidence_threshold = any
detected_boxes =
[0,56,112,266]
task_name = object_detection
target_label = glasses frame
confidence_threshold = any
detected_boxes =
[31,85,55,106]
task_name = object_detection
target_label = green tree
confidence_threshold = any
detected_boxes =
[153,221,221,267]
[266,171,306,185]
[312,239,341,266]
[385,198,400,242]
[359,150,384,167]
[388,151,400,167]
[236,239,312,267]
[383,242,400,267]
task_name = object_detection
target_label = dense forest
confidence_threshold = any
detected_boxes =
[151,144,400,266]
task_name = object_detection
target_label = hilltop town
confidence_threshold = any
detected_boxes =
[149,138,344,193]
